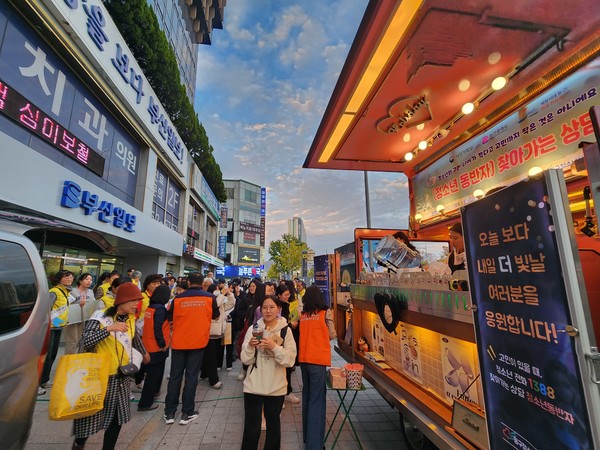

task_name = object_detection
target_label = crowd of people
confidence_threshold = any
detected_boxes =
[42,268,333,450]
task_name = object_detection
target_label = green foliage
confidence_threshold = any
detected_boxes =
[266,264,281,281]
[104,0,226,202]
[268,234,308,278]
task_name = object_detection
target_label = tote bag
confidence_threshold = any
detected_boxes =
[48,352,110,420]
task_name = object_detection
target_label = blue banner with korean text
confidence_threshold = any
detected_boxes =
[462,177,593,449]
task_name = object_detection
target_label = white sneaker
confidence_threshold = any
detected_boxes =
[261,416,266,431]
[211,381,222,389]
[285,393,300,403]
[37,387,46,396]
[237,370,246,381]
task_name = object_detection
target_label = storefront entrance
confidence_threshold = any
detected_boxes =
[42,245,124,286]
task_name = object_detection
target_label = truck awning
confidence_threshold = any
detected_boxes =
[304,0,600,178]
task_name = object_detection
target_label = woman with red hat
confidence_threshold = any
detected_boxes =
[72,282,150,450]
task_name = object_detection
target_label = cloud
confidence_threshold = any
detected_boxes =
[195,1,400,256]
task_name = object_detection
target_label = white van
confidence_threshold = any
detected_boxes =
[0,224,50,449]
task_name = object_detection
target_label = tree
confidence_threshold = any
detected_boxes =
[268,234,308,278]
[266,264,280,281]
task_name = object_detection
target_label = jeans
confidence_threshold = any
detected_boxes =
[301,363,327,449]
[242,393,284,450]
[40,328,62,385]
[164,348,204,415]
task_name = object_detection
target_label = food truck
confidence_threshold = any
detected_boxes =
[304,1,600,449]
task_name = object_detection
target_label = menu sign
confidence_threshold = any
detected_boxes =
[462,177,594,449]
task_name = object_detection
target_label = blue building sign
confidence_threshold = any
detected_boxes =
[60,180,136,232]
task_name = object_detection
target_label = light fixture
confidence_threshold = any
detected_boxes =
[528,166,543,177]
[317,0,424,163]
[436,204,445,214]
[418,140,428,150]
[473,189,485,199]
[491,76,507,90]
[414,213,422,223]
[462,102,475,115]
[404,151,414,161]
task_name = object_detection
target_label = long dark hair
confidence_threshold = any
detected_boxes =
[393,231,417,252]
[246,282,266,322]
[302,285,327,315]
[284,279,296,303]
[94,271,110,293]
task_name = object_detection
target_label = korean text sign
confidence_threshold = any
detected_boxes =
[462,177,593,449]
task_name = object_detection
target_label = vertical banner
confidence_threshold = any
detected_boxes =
[462,176,594,449]
[314,255,330,306]
[220,204,228,228]
[260,187,266,247]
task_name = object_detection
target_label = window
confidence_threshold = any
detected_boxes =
[226,188,235,199]
[0,240,38,334]
[152,165,181,232]
[244,189,257,203]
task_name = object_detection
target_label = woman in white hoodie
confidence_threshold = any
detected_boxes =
[241,295,297,450]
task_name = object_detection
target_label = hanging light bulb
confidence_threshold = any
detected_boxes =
[418,140,428,150]
[491,76,507,90]
[462,102,475,114]
[404,152,414,161]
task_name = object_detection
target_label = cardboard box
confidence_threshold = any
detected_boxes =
[328,367,346,389]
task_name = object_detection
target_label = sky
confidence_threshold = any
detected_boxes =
[195,0,411,256]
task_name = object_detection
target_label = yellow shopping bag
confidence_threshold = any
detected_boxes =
[48,352,110,421]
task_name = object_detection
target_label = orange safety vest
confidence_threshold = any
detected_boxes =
[142,306,171,353]
[170,293,214,350]
[298,310,331,366]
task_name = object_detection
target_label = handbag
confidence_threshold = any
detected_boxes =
[48,352,110,420]
[116,321,140,376]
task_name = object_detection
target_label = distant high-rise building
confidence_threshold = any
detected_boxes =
[219,180,266,279]
[148,0,226,103]
[288,217,307,243]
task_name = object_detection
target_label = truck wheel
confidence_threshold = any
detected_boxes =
[399,412,437,450]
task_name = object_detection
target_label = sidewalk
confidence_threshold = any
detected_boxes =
[27,346,407,449]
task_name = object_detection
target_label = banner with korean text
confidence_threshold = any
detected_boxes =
[414,59,599,221]
[462,177,594,449]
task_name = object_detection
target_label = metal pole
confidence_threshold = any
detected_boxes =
[364,171,373,271]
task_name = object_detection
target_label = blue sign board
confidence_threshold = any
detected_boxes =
[218,235,227,259]
[314,255,330,306]
[216,265,261,278]
[61,180,136,232]
[463,177,593,449]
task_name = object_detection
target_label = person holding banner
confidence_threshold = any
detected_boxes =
[72,283,150,450]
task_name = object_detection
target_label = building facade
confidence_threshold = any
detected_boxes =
[218,180,265,279]
[148,0,226,103]
[0,0,222,283]
[287,216,307,243]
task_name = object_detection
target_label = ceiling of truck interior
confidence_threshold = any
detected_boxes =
[304,0,600,178]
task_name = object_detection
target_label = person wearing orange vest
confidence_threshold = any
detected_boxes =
[138,284,171,411]
[163,272,219,425]
[298,285,333,450]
